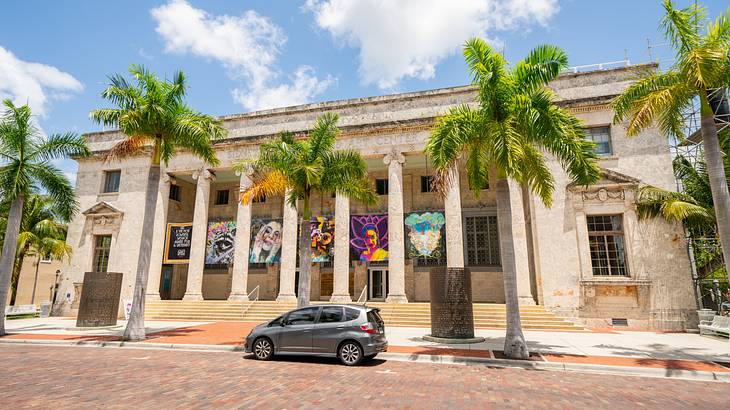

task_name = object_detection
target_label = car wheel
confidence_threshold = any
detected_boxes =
[253,337,274,360]
[338,341,363,366]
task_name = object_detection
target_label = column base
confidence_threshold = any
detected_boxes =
[518,296,536,306]
[145,293,161,301]
[386,294,408,303]
[276,293,297,302]
[329,294,352,303]
[227,293,250,302]
[182,293,204,301]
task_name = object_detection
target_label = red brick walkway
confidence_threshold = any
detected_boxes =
[2,344,727,409]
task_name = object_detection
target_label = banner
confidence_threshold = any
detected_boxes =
[405,212,446,259]
[350,214,388,262]
[164,223,193,263]
[205,221,236,265]
[250,219,283,263]
[311,216,335,262]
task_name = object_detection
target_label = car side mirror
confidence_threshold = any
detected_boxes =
[280,321,287,327]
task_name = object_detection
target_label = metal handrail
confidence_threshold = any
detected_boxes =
[356,285,368,304]
[248,285,260,302]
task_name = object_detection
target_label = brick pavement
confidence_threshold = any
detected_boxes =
[1,344,727,409]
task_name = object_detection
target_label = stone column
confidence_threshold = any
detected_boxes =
[508,179,536,305]
[444,166,465,268]
[146,172,173,300]
[229,170,253,301]
[183,168,214,301]
[277,189,298,302]
[330,193,352,302]
[384,151,408,303]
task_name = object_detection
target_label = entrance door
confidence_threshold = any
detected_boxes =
[368,268,388,301]
[160,265,173,300]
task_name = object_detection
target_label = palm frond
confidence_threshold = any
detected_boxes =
[661,0,705,54]
[425,105,481,169]
[105,135,151,163]
[241,170,288,204]
[513,44,569,92]
[307,112,339,162]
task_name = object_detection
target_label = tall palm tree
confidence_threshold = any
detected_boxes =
[8,194,72,305]
[425,38,600,359]
[613,0,730,277]
[0,99,89,336]
[237,113,377,308]
[90,65,226,340]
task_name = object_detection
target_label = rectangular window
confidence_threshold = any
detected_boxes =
[587,215,629,276]
[464,215,500,267]
[215,189,229,205]
[420,176,435,193]
[253,194,266,203]
[169,184,181,202]
[586,126,612,155]
[376,179,388,195]
[103,170,121,193]
[93,235,112,273]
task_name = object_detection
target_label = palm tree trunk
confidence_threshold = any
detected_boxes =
[297,214,312,308]
[0,195,25,336]
[700,112,730,280]
[123,165,161,340]
[496,179,529,359]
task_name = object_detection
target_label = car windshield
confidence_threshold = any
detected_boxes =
[268,316,283,326]
[367,309,383,325]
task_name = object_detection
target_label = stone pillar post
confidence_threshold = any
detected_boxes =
[146,172,173,300]
[330,193,352,302]
[508,179,536,305]
[384,151,408,303]
[183,168,214,301]
[277,189,298,302]
[444,166,465,268]
[229,170,253,301]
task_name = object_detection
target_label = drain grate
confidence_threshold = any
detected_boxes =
[611,318,628,326]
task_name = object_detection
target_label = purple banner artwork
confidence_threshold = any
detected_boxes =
[350,214,388,262]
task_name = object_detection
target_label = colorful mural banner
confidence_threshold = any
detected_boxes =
[350,214,389,262]
[205,221,236,265]
[250,219,283,263]
[310,216,335,262]
[405,212,445,259]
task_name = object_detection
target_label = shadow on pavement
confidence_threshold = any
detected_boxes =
[242,354,387,367]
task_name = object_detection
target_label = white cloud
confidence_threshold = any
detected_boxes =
[305,0,559,89]
[151,0,333,111]
[0,46,83,116]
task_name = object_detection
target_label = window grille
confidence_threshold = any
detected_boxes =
[465,215,500,267]
[93,235,112,272]
[587,215,629,276]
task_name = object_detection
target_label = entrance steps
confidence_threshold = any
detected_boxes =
[145,300,582,330]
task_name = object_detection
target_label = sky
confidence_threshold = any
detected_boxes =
[1,0,728,182]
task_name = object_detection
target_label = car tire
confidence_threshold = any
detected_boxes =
[252,337,274,361]
[338,341,363,366]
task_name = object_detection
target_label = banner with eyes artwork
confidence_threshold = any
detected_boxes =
[205,221,236,265]
[311,216,335,262]
[249,219,283,264]
[350,214,389,262]
[405,212,446,259]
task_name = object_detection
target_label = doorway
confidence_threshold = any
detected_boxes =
[160,265,173,300]
[368,268,388,301]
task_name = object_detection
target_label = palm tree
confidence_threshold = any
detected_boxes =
[237,113,377,308]
[613,0,730,277]
[425,38,600,359]
[8,194,73,305]
[0,99,89,336]
[90,65,226,340]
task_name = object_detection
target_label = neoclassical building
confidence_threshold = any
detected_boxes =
[55,64,697,330]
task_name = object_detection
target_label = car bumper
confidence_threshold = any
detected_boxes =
[363,338,388,356]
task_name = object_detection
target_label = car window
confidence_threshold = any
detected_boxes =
[344,307,361,321]
[285,307,319,325]
[319,306,344,323]
[367,310,384,325]
[268,316,283,327]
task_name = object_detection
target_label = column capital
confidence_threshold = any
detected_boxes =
[234,164,256,178]
[161,173,176,185]
[192,168,215,182]
[383,150,405,166]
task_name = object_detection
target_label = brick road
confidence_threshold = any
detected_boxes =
[1,345,726,409]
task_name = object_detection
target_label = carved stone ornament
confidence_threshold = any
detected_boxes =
[581,188,625,202]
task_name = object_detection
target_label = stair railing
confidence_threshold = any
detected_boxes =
[240,285,261,319]
[356,285,368,304]
[248,285,260,302]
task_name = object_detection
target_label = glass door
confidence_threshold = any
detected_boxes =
[368,268,388,301]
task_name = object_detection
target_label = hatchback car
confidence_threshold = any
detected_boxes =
[244,304,387,366]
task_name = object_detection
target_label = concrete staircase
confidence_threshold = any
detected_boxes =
[145,300,582,330]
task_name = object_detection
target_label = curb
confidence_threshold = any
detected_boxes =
[2,338,728,383]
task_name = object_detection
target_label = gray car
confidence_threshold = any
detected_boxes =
[244,304,387,366]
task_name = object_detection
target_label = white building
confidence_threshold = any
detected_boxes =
[55,64,697,330]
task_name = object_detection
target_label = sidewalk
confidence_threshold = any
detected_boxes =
[3,317,729,380]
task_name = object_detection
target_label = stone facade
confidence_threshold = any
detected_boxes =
[55,64,697,330]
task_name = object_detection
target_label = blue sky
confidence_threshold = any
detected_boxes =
[1,0,727,180]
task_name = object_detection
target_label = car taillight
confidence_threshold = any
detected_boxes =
[360,322,377,334]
